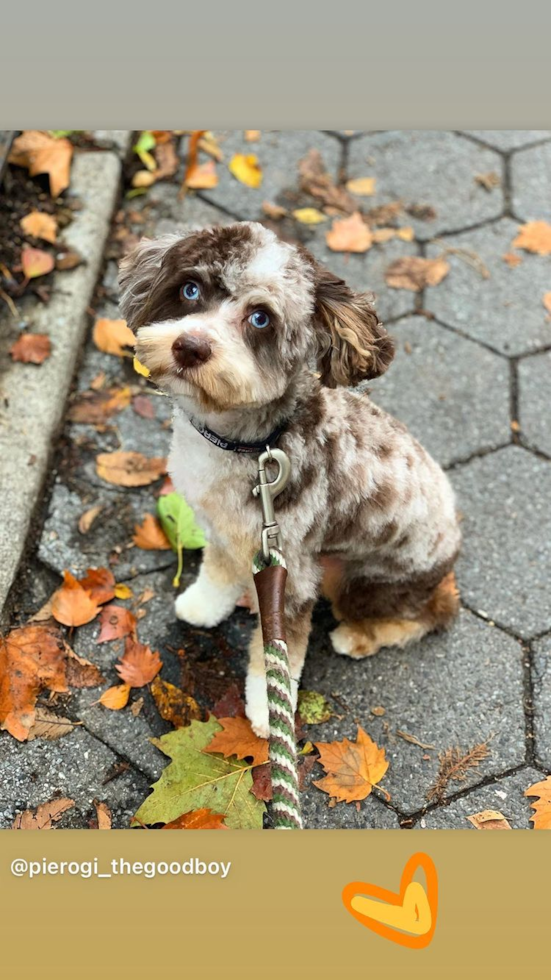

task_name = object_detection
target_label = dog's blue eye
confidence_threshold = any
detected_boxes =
[248,310,270,329]
[181,281,200,301]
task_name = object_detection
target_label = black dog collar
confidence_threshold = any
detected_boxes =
[188,415,286,455]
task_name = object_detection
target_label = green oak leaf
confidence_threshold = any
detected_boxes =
[133,717,265,830]
[157,492,206,587]
[297,690,333,725]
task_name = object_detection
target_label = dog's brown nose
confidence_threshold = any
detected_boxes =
[172,333,212,369]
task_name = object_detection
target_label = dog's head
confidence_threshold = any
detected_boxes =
[119,222,394,412]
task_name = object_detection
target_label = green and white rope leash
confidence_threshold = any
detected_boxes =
[252,450,303,830]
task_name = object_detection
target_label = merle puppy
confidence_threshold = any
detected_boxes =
[119,222,461,736]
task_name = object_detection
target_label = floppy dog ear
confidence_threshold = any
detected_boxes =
[314,267,394,387]
[118,235,179,332]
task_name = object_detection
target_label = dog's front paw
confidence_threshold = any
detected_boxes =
[175,580,231,628]
[245,674,270,739]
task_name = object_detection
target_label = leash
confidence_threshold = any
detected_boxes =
[252,448,303,830]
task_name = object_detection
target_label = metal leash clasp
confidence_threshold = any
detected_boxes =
[252,447,291,562]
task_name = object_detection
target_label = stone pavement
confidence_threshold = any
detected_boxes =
[2,130,551,830]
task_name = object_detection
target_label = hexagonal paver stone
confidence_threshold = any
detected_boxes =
[518,351,551,457]
[512,141,551,222]
[451,445,551,637]
[368,316,510,467]
[300,784,399,829]
[198,130,342,220]
[533,637,551,769]
[307,233,418,323]
[464,131,551,153]
[144,184,236,238]
[347,131,504,241]
[0,727,150,829]
[426,218,551,355]
[420,768,541,829]
[300,606,525,815]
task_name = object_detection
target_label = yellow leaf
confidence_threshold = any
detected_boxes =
[132,170,156,188]
[93,319,135,357]
[133,356,150,377]
[20,211,57,244]
[114,583,133,600]
[292,207,327,225]
[346,177,376,196]
[397,226,415,241]
[229,153,263,189]
[98,684,131,711]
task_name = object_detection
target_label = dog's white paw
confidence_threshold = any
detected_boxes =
[246,674,270,740]
[330,623,376,659]
[175,579,236,628]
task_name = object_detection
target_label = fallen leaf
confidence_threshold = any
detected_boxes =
[298,149,356,213]
[132,394,156,419]
[78,504,103,534]
[467,809,511,830]
[133,514,171,550]
[525,775,551,829]
[98,684,131,710]
[96,451,166,487]
[21,246,55,279]
[427,741,491,802]
[9,130,73,197]
[512,221,551,255]
[93,318,135,357]
[96,605,137,644]
[197,133,223,160]
[132,170,156,189]
[212,684,246,719]
[157,492,206,550]
[475,171,501,191]
[326,212,373,253]
[9,333,51,364]
[542,292,551,314]
[130,696,144,717]
[27,706,75,741]
[292,207,327,224]
[262,201,288,219]
[133,717,265,830]
[205,716,269,767]
[503,251,522,267]
[181,130,206,193]
[162,807,229,829]
[244,130,260,142]
[185,160,218,189]
[297,690,333,724]
[0,624,68,741]
[150,675,201,727]
[154,141,179,180]
[20,210,57,243]
[94,800,112,830]
[51,570,102,627]
[405,202,437,221]
[313,726,388,803]
[396,730,435,750]
[115,637,162,687]
[79,567,116,604]
[65,647,104,688]
[385,256,449,291]
[228,153,262,188]
[371,706,386,717]
[55,248,82,271]
[346,177,376,196]
[12,797,74,830]
[251,764,273,801]
[372,226,414,244]
[114,583,133,600]
[133,356,150,377]
[68,387,131,424]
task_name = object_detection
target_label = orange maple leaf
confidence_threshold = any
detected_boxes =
[161,808,228,830]
[79,567,116,604]
[115,638,162,687]
[313,726,389,803]
[51,571,102,627]
[205,716,269,767]
[525,775,551,829]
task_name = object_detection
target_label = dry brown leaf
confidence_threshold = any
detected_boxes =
[475,171,501,191]
[94,800,112,830]
[56,248,82,271]
[503,251,523,267]
[150,675,201,727]
[154,141,179,180]
[371,706,386,717]
[96,605,137,644]
[525,775,551,829]
[68,387,131,424]
[9,130,73,197]
[115,637,162,687]
[228,153,263,188]
[298,149,356,214]
[12,797,74,830]
[26,706,76,741]
[21,246,55,278]
[262,201,288,220]
[467,809,511,830]
[385,256,449,291]
[512,221,551,255]
[346,176,376,196]
[205,716,269,767]
[396,730,435,750]
[132,394,156,419]
[162,808,228,829]
[197,134,223,161]
[20,210,57,243]
[65,647,105,689]
[133,514,171,550]
[98,684,131,710]
[313,726,388,803]
[427,741,491,802]
[9,333,51,364]
[185,161,219,189]
[0,624,68,741]
[244,130,261,142]
[251,763,273,801]
[51,570,102,627]
[79,567,116,604]
[78,504,103,535]
[96,451,166,487]
[542,292,551,314]
[93,318,135,357]
[130,696,144,717]
[326,212,373,253]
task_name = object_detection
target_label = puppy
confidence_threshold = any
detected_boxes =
[119,222,461,737]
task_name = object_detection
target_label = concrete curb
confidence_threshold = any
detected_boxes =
[0,147,127,613]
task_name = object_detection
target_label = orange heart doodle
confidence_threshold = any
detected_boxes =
[342,851,438,949]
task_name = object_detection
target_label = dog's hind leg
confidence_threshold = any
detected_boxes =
[329,572,459,659]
